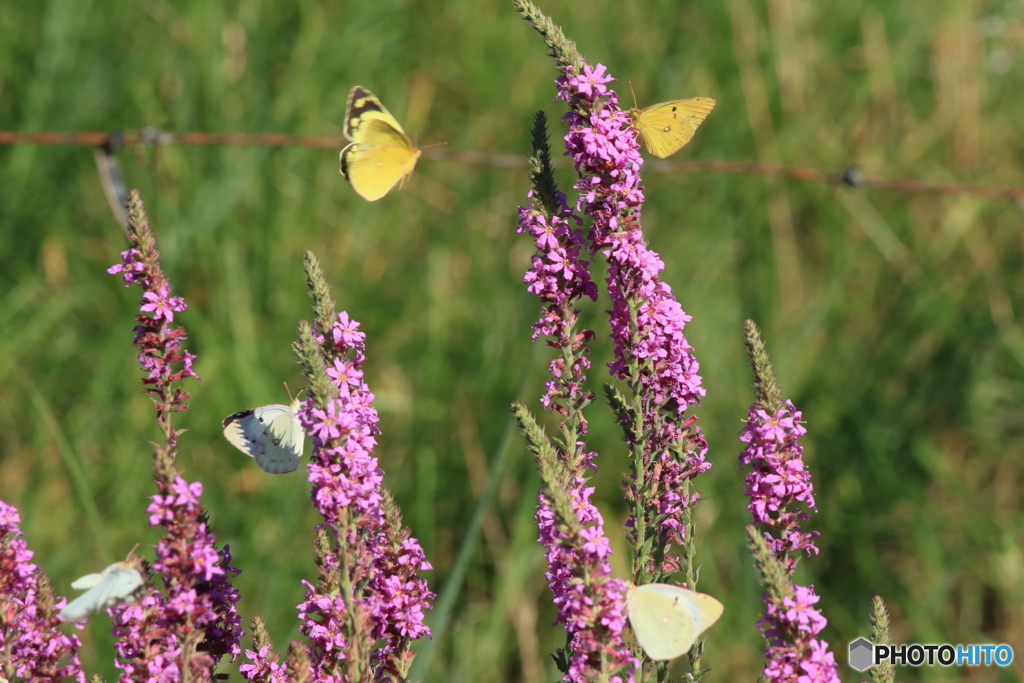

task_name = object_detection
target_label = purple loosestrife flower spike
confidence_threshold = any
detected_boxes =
[513,405,637,683]
[515,2,717,678]
[747,529,840,683]
[0,500,86,682]
[741,321,839,683]
[556,60,711,584]
[739,320,820,571]
[739,401,820,569]
[108,190,243,682]
[107,190,201,452]
[260,251,433,683]
[511,77,635,683]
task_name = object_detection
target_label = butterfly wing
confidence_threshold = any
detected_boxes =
[60,562,145,623]
[340,119,420,201]
[222,404,292,458]
[626,583,723,661]
[340,86,420,201]
[640,583,723,636]
[344,86,404,140]
[253,400,304,474]
[70,572,106,590]
[630,97,716,158]
[627,584,697,660]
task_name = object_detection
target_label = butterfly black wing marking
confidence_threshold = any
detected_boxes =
[222,409,256,428]
[340,143,354,180]
[222,409,261,449]
[345,86,389,139]
[222,405,291,458]
[659,105,688,132]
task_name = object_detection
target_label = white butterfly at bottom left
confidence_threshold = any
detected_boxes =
[60,561,146,623]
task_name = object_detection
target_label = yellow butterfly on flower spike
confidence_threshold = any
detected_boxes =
[625,582,724,660]
[627,97,716,158]
[340,86,421,202]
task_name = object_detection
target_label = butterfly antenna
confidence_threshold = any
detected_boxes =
[285,382,308,402]
[125,543,144,569]
[629,81,639,109]
[419,141,449,151]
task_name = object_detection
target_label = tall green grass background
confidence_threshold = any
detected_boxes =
[2,0,1023,681]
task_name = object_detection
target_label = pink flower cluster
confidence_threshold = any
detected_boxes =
[108,248,199,423]
[112,477,243,682]
[110,589,177,683]
[290,311,434,680]
[556,63,710,557]
[516,63,650,683]
[740,396,838,682]
[106,199,242,681]
[240,644,288,683]
[519,192,597,336]
[739,401,820,570]
[759,585,840,683]
[535,450,636,683]
[518,195,598,411]
[0,501,85,682]
[560,64,706,416]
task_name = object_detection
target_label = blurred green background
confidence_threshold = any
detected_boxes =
[2,0,1023,681]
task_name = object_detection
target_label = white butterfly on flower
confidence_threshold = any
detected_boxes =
[59,561,146,623]
[222,398,305,474]
[625,582,723,660]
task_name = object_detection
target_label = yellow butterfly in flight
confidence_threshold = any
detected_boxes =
[627,97,716,158]
[340,86,421,201]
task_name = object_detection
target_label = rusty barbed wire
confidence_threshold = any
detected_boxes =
[3,128,1024,202]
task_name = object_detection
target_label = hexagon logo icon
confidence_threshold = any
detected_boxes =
[849,637,874,672]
